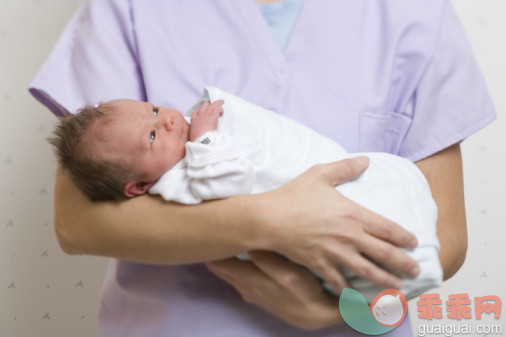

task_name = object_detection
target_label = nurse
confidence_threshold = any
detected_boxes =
[30,0,495,336]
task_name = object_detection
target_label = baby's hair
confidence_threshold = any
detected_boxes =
[48,102,133,201]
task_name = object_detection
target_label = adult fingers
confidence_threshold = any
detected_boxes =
[248,251,320,288]
[208,263,245,286]
[206,257,256,277]
[206,259,260,286]
[360,209,418,249]
[357,234,420,279]
[340,252,404,289]
[208,255,342,329]
[313,261,350,294]
[207,266,256,303]
[206,258,275,303]
[249,250,350,295]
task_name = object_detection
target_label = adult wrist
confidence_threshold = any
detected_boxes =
[242,192,285,252]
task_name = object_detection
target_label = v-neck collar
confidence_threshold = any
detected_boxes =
[233,0,319,86]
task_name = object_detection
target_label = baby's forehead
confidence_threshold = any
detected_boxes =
[88,115,118,142]
[91,100,144,137]
[107,98,142,109]
[104,99,148,118]
[86,114,131,156]
[101,99,131,114]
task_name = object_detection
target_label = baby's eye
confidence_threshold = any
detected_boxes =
[153,107,159,115]
[150,130,156,143]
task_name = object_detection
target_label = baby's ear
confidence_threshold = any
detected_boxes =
[124,181,155,198]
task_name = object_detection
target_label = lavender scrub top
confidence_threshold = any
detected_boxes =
[30,0,495,336]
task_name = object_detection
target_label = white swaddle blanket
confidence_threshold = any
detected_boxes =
[150,86,443,301]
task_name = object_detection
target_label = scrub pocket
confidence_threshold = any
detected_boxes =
[358,111,412,154]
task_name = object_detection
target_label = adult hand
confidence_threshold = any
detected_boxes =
[255,157,420,293]
[206,250,343,330]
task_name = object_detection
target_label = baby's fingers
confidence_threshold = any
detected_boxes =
[209,100,224,116]
[197,100,210,115]
[211,99,224,107]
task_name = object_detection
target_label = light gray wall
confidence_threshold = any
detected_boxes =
[407,2,506,336]
[1,1,106,337]
[1,1,504,337]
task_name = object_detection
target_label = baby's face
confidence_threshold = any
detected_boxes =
[92,99,190,183]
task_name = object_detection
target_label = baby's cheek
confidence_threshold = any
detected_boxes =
[174,143,186,160]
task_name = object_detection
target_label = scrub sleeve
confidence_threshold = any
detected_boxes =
[29,0,495,336]
[397,1,496,161]
[29,0,145,117]
[355,1,496,162]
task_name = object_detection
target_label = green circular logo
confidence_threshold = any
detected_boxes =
[339,288,408,335]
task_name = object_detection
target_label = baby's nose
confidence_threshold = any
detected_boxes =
[163,116,175,131]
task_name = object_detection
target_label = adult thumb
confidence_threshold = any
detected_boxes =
[322,156,370,186]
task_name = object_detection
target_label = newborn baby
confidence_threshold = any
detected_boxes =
[49,87,442,301]
[49,97,233,201]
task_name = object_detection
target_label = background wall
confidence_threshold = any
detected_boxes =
[407,2,506,336]
[0,1,504,336]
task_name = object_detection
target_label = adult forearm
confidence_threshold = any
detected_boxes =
[54,168,265,264]
[438,226,467,280]
[434,155,468,280]
[55,158,421,292]
[415,143,468,281]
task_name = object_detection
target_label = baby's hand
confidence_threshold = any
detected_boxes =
[189,100,224,142]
